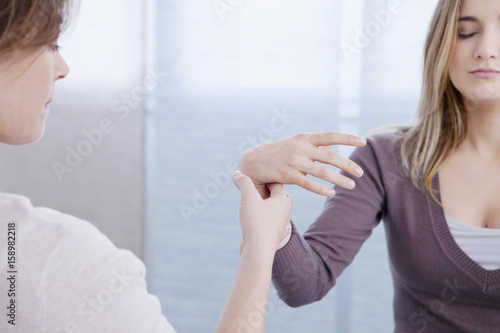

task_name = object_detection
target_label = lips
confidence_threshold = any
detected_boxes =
[44,99,53,110]
[470,68,500,79]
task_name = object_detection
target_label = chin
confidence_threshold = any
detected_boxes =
[24,127,46,145]
[1,126,45,146]
[461,86,500,105]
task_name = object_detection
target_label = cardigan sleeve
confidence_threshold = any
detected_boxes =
[271,134,388,307]
[34,207,177,333]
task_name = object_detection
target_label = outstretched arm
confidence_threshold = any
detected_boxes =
[214,171,292,333]
[239,131,389,308]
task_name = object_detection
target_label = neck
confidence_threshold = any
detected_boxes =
[462,102,500,159]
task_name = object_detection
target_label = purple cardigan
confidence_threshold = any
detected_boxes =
[272,131,500,332]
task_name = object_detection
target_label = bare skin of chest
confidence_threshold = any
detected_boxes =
[439,151,500,229]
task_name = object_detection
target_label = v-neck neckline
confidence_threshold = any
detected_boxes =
[429,174,500,293]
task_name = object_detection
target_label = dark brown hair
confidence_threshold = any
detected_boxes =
[0,0,75,53]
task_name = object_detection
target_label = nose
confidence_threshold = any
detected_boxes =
[54,52,70,81]
[474,28,500,60]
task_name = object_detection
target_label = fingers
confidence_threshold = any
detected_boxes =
[311,148,364,178]
[307,132,367,147]
[296,175,336,197]
[233,171,260,203]
[290,153,361,193]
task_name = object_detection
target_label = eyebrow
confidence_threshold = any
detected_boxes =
[459,16,478,22]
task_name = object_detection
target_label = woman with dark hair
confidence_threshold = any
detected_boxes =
[0,1,364,332]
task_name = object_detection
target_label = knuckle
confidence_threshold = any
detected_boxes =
[328,152,339,164]
[293,133,309,141]
[292,133,306,141]
[347,160,357,171]
[298,177,312,190]
[316,166,329,179]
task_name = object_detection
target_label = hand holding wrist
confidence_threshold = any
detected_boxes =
[233,171,293,256]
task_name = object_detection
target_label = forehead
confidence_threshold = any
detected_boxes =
[459,0,500,18]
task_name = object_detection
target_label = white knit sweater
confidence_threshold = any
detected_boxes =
[0,192,176,333]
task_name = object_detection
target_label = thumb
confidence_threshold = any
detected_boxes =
[233,171,260,204]
[268,183,293,206]
[268,182,287,198]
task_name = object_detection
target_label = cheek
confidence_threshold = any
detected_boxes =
[1,57,53,144]
[31,59,54,104]
[449,46,471,92]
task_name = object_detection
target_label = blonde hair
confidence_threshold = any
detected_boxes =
[399,0,465,204]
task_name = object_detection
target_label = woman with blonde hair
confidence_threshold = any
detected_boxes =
[240,0,500,331]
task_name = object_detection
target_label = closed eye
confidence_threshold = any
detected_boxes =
[458,32,477,39]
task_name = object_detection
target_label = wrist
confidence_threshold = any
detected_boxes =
[240,240,277,261]
[239,149,270,199]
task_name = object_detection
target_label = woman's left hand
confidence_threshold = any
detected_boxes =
[233,171,293,255]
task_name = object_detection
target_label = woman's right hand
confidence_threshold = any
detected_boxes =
[239,132,367,198]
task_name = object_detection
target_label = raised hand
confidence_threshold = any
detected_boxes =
[239,132,367,198]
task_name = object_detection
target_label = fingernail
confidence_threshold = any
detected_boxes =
[326,189,335,197]
[356,167,364,177]
[358,137,367,145]
[233,170,242,177]
[348,180,356,189]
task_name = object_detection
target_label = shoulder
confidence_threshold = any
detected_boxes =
[0,193,175,332]
[0,194,175,331]
[0,192,140,282]
[342,129,409,196]
[366,129,405,153]
[0,192,36,223]
[23,200,139,276]
[0,192,117,257]
[349,129,404,172]
[0,192,136,282]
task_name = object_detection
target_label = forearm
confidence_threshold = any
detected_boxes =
[271,223,337,307]
[215,245,275,333]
